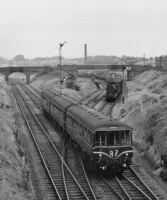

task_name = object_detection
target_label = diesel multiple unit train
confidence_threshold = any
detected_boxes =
[41,89,133,174]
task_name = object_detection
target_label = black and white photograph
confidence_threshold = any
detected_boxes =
[0,0,167,199]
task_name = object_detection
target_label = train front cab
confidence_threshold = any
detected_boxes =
[93,128,133,173]
[106,81,122,102]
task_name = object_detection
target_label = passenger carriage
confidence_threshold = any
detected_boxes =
[66,104,133,172]
[41,89,133,173]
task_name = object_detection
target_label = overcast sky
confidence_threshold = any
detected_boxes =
[0,0,167,58]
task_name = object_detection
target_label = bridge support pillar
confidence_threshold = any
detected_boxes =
[5,75,9,82]
[26,74,30,84]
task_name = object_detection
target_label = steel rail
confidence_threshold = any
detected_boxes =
[14,85,90,200]
[12,87,62,200]
[121,173,152,200]
[130,165,161,200]
[80,158,97,200]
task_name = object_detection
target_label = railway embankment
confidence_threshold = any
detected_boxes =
[113,70,167,170]
[0,78,32,199]
[31,70,97,101]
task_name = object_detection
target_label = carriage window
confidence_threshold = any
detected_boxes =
[79,124,82,134]
[55,106,59,115]
[69,117,72,125]
[115,131,131,146]
[107,132,114,145]
[95,132,105,146]
[47,99,49,106]
[88,131,91,143]
[124,131,131,145]
[79,124,84,135]
[72,119,76,128]
[81,126,84,136]
[115,131,124,146]
[43,98,46,105]
[96,131,131,146]
[50,104,53,112]
[76,121,79,131]
[67,115,71,125]
[73,120,79,131]
[84,127,88,138]
[60,109,64,118]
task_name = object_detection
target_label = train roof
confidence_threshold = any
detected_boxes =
[41,88,79,109]
[41,89,60,99]
[67,104,132,131]
[41,88,132,132]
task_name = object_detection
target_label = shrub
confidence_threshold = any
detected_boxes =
[145,133,154,145]
[36,65,53,77]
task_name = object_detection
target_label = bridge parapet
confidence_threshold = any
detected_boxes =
[0,66,44,84]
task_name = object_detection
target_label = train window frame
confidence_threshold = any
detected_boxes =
[59,109,64,119]
[47,98,49,107]
[73,119,77,131]
[67,114,72,126]
[55,105,59,115]
[72,118,75,128]
[95,132,106,146]
[114,130,131,146]
[88,129,92,143]
[43,98,47,106]
[79,123,83,135]
[125,130,131,145]
[81,124,84,136]
[84,127,88,139]
[50,103,54,113]
[75,120,79,132]
[107,132,115,146]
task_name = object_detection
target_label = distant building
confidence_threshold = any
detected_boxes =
[156,56,167,70]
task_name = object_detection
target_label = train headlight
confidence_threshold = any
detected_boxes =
[99,153,102,157]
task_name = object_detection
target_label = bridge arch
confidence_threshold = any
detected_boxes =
[0,66,43,84]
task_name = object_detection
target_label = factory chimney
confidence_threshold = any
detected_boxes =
[84,44,87,64]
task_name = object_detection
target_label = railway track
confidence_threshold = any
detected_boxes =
[64,139,97,200]
[13,80,108,115]
[28,84,41,99]
[49,87,107,112]
[111,165,165,200]
[98,102,116,116]
[10,80,166,200]
[81,88,100,102]
[116,174,149,199]
[86,170,124,200]
[130,165,165,200]
[104,177,130,200]
[83,89,105,106]
[12,84,93,200]
[89,94,105,109]
[12,80,41,108]
[12,85,61,200]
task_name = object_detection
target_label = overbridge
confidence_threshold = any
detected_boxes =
[0,66,43,84]
[0,64,151,84]
[0,65,78,84]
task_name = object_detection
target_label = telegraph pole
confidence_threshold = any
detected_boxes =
[144,53,145,66]
[122,65,125,104]
[59,41,66,93]
[159,56,162,70]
